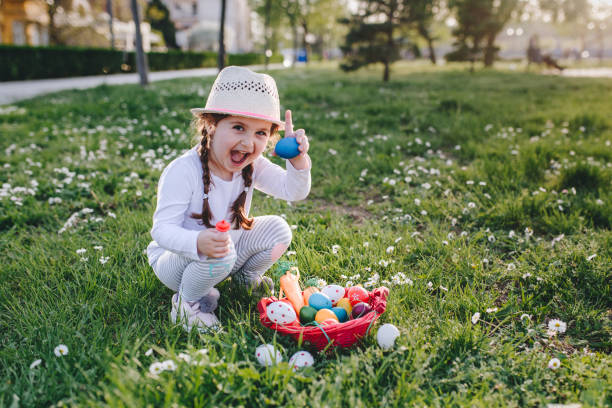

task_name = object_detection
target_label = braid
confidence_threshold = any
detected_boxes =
[230,164,254,230]
[190,113,226,227]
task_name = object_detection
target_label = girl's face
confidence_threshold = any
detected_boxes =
[208,116,272,180]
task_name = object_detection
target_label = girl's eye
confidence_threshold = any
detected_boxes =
[233,125,244,131]
[257,131,268,137]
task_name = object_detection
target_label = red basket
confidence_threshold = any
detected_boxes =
[257,287,389,351]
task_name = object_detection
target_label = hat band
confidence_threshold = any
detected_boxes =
[207,108,279,123]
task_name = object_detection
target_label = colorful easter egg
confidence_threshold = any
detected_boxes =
[315,308,339,324]
[331,306,349,323]
[377,324,400,350]
[288,350,314,371]
[321,318,339,326]
[308,292,333,310]
[321,285,345,305]
[347,286,370,306]
[266,301,297,325]
[274,137,300,159]
[336,298,352,316]
[255,344,282,366]
[299,306,317,325]
[350,302,372,319]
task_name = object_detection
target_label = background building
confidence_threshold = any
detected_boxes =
[162,0,252,52]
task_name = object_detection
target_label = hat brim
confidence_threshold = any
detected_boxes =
[190,108,285,131]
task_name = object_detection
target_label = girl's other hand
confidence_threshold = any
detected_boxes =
[284,110,310,170]
[197,228,231,258]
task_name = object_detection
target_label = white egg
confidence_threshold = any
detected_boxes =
[288,350,314,371]
[321,285,345,305]
[376,323,400,350]
[266,301,297,325]
[255,344,283,366]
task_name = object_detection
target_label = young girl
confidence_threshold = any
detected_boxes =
[147,66,311,332]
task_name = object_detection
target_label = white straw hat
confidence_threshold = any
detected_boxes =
[191,66,284,130]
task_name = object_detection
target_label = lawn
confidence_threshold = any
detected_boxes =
[0,62,610,407]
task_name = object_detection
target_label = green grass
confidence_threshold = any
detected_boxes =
[0,62,611,407]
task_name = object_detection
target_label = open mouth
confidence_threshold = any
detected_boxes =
[230,150,250,166]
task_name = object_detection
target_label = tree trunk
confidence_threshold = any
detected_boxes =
[130,0,149,86]
[383,61,389,81]
[292,24,298,66]
[218,0,226,71]
[483,32,497,67]
[301,20,310,64]
[48,4,58,45]
[107,0,115,49]
[264,0,271,69]
[418,23,436,65]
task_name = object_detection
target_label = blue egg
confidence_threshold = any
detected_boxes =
[331,307,348,323]
[308,293,332,310]
[274,137,300,159]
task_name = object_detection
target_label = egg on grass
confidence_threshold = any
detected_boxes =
[288,351,314,371]
[377,324,400,350]
[255,344,283,366]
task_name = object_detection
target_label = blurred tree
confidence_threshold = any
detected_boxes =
[405,0,438,64]
[251,0,284,67]
[279,0,301,64]
[44,0,72,45]
[340,0,409,81]
[145,0,177,48]
[447,0,519,67]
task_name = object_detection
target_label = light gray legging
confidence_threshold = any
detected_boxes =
[151,215,292,302]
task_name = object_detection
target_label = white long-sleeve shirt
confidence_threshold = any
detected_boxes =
[146,146,311,266]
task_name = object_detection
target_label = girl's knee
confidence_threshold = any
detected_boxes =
[265,216,292,262]
[267,215,292,246]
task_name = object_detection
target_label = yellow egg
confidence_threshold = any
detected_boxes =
[336,298,352,316]
[315,308,338,324]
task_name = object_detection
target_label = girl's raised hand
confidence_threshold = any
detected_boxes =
[284,110,310,170]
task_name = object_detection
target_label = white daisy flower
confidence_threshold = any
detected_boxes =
[94,245,103,251]
[548,319,567,333]
[76,248,86,255]
[586,254,597,261]
[520,313,531,322]
[54,344,68,357]
[286,250,297,256]
[386,246,394,254]
[507,263,516,271]
[161,360,177,371]
[363,241,369,248]
[471,312,481,324]
[331,245,340,254]
[486,307,498,313]
[488,235,495,243]
[29,359,42,369]
[149,362,164,375]
[547,358,561,370]
[145,348,153,357]
[99,256,109,264]
[177,353,192,363]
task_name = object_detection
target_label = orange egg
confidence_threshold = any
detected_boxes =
[302,287,320,305]
[315,308,339,324]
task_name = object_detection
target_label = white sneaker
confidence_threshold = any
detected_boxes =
[170,293,220,332]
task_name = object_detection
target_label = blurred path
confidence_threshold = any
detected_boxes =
[0,64,285,105]
[561,68,612,78]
